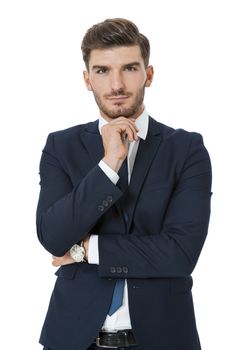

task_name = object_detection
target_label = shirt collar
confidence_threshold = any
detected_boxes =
[98,108,149,140]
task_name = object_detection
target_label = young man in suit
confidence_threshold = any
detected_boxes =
[37,18,212,350]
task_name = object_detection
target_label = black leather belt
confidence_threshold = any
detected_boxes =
[96,329,137,348]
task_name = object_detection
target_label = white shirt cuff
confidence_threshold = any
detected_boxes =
[98,160,119,185]
[88,235,99,264]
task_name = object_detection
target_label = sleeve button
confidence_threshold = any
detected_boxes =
[98,205,104,212]
[123,267,128,274]
[107,196,113,203]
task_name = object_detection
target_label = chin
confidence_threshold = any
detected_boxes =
[107,107,137,119]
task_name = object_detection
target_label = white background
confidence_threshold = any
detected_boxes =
[0,0,232,349]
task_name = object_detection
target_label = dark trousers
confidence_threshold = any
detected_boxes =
[88,344,138,350]
[44,345,138,350]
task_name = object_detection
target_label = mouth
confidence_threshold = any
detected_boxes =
[108,95,130,103]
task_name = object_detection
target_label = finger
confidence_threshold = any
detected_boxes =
[122,126,137,142]
[116,125,134,142]
[52,256,62,265]
[117,124,138,142]
[102,121,138,142]
[109,117,139,132]
[118,122,139,139]
[52,259,59,267]
[102,121,138,141]
[113,118,139,132]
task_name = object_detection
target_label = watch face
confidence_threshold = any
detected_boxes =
[70,244,85,262]
[76,249,84,262]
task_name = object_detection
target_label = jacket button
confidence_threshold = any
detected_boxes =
[110,267,116,273]
[116,267,122,273]
[123,211,129,223]
[107,196,113,203]
[98,205,104,212]
[102,200,108,207]
[123,267,128,274]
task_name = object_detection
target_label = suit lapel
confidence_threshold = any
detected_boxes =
[124,117,162,232]
[80,120,104,165]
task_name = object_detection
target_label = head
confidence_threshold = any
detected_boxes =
[81,18,154,120]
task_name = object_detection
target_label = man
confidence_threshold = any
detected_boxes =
[36,18,212,350]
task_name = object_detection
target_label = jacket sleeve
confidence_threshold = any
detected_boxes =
[36,133,122,256]
[98,133,212,278]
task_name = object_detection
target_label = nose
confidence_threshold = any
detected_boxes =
[110,71,125,92]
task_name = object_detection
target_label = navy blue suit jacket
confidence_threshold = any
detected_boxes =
[36,116,212,350]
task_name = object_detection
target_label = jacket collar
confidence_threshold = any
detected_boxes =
[84,115,161,137]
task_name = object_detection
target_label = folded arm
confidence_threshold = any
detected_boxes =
[36,133,122,256]
[98,133,212,278]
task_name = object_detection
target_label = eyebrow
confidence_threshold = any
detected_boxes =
[91,61,141,71]
[123,61,141,67]
[91,65,108,71]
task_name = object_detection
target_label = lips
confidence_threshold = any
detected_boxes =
[108,96,130,102]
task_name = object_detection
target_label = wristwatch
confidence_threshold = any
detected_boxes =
[69,242,86,263]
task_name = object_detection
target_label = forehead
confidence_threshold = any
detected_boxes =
[88,45,144,68]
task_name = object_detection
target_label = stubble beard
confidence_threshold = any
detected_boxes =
[91,86,146,120]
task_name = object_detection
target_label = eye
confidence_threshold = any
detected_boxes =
[96,68,108,74]
[125,65,137,72]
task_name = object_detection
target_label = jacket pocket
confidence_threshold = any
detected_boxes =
[55,263,78,279]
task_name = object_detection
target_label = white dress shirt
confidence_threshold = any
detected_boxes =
[88,109,149,331]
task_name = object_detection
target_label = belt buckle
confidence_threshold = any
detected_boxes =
[96,337,118,348]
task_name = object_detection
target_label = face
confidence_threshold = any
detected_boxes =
[83,45,154,121]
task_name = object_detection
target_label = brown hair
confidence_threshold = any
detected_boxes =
[81,18,150,70]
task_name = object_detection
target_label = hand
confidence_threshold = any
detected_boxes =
[52,235,90,266]
[101,117,138,172]
[52,252,75,267]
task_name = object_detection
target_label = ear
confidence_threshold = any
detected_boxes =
[83,70,92,91]
[145,65,154,87]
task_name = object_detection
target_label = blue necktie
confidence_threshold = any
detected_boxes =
[108,279,125,316]
[108,159,128,316]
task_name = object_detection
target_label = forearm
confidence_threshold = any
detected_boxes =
[37,165,122,256]
[98,211,210,279]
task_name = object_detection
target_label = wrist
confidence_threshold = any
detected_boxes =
[83,236,90,261]
[102,156,124,173]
